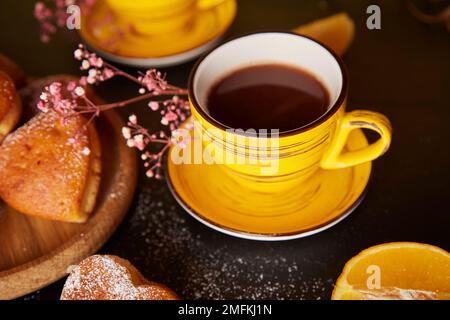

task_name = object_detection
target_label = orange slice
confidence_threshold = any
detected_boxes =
[332,242,450,300]
[294,13,355,56]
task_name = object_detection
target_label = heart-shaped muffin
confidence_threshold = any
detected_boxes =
[0,110,101,222]
[0,71,22,141]
[61,255,179,300]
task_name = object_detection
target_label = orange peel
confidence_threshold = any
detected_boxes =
[294,13,355,56]
[332,242,450,300]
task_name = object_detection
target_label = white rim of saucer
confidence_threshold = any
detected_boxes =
[165,169,367,241]
[84,35,224,68]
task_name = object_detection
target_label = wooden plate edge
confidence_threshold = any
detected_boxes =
[0,111,138,299]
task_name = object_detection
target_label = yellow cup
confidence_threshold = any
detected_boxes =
[187,32,392,192]
[105,0,219,35]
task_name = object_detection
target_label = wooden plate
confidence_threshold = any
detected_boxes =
[0,110,138,299]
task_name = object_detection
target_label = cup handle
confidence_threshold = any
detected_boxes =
[320,110,392,169]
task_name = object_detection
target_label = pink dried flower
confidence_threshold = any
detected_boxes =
[148,101,159,111]
[38,81,77,117]
[121,127,131,140]
[121,116,174,180]
[34,0,68,43]
[102,68,114,80]
[164,111,178,122]
[66,81,77,91]
[89,55,103,68]
[74,48,83,60]
[81,60,90,70]
[126,138,135,148]
[128,114,137,125]
[74,45,118,85]
[49,82,62,95]
[74,86,85,96]
[133,134,145,151]
[79,76,87,86]
[139,69,168,94]
[34,1,98,43]
[36,44,190,180]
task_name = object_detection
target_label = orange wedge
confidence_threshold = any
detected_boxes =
[332,242,450,300]
[294,13,355,56]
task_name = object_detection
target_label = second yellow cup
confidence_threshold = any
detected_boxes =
[105,0,219,35]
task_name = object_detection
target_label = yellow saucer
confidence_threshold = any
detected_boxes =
[167,124,372,241]
[79,0,237,67]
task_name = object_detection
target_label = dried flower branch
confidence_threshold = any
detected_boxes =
[34,0,75,43]
[38,44,191,179]
[34,0,123,45]
[123,115,170,179]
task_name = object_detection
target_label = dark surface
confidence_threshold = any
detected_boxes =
[0,0,448,300]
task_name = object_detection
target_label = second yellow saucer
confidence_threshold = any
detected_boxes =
[79,0,237,67]
[167,124,372,241]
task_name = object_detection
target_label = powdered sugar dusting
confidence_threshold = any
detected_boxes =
[108,182,334,300]
[23,180,335,300]
[61,255,177,300]
[62,255,137,300]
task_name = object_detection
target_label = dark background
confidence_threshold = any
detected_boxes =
[0,0,448,300]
